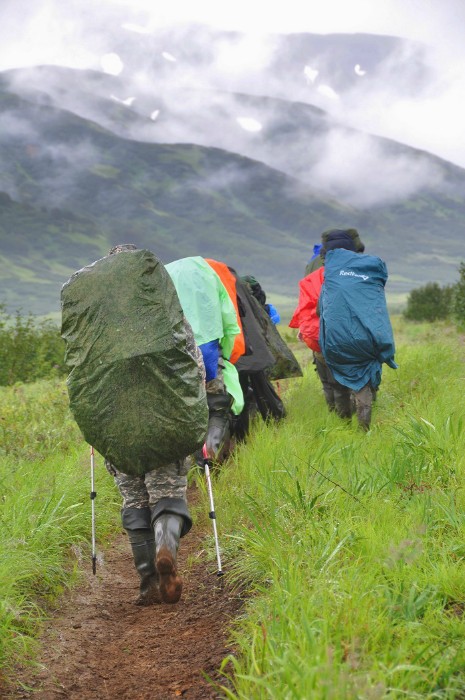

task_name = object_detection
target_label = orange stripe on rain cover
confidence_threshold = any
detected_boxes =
[205,258,246,364]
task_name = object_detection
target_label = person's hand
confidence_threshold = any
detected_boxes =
[202,442,216,462]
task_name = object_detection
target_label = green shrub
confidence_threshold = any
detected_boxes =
[452,262,465,324]
[0,304,66,386]
[403,282,454,322]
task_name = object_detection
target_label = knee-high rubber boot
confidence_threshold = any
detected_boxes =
[151,498,192,605]
[354,383,373,431]
[122,507,161,606]
[313,353,336,411]
[153,514,184,603]
[333,383,353,419]
[206,392,233,461]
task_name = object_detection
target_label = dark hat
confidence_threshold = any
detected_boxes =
[321,228,365,253]
[108,243,138,255]
[322,230,358,255]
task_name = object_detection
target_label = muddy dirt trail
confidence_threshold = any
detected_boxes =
[5,486,243,700]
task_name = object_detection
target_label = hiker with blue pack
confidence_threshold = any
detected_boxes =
[319,244,398,430]
[61,244,209,605]
[290,230,363,419]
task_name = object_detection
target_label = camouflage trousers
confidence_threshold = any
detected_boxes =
[105,458,189,509]
[206,358,226,395]
[105,358,225,508]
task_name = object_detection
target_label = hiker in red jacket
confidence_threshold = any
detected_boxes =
[290,230,362,418]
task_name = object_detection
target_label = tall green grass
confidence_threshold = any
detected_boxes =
[212,319,465,698]
[2,319,465,698]
[0,379,120,677]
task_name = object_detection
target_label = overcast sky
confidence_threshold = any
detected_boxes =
[3,0,465,51]
[118,0,465,46]
[1,0,464,175]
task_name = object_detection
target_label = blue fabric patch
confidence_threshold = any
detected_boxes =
[199,339,220,382]
[266,303,281,325]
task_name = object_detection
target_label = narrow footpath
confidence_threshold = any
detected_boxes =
[6,486,243,700]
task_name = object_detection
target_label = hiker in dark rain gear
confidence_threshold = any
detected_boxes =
[241,275,281,325]
[61,243,208,605]
[233,273,302,439]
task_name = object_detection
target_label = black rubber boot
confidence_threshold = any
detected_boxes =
[333,384,353,419]
[122,507,161,605]
[150,498,192,605]
[314,353,336,411]
[354,383,373,431]
[206,392,233,461]
[153,514,184,604]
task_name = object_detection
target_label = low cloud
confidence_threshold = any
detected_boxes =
[307,130,445,207]
[1,0,465,211]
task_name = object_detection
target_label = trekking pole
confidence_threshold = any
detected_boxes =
[90,446,97,575]
[202,444,224,577]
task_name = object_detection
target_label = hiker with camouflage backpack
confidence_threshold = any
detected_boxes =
[61,244,208,605]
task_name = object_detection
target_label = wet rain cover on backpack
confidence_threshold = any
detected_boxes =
[165,256,240,361]
[245,289,303,381]
[319,248,397,391]
[61,250,208,476]
[233,275,302,380]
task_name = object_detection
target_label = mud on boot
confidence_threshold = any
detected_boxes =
[154,514,184,603]
[135,562,162,606]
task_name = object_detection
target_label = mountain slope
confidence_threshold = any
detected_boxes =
[0,91,355,314]
[0,29,463,316]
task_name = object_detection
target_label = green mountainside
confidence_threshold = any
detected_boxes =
[0,91,354,314]
[0,40,464,316]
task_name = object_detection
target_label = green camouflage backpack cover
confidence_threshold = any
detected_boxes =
[61,249,208,475]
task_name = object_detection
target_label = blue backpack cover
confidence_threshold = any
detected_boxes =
[319,248,397,391]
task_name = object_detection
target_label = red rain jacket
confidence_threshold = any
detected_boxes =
[289,267,324,352]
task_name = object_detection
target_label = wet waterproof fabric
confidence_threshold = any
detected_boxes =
[61,249,209,476]
[222,359,244,415]
[205,258,246,364]
[238,278,302,381]
[232,273,275,374]
[289,267,325,352]
[165,256,239,361]
[199,339,220,382]
[166,256,243,415]
[266,303,280,325]
[319,248,397,391]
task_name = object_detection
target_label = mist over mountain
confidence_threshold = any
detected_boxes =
[0,25,463,316]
